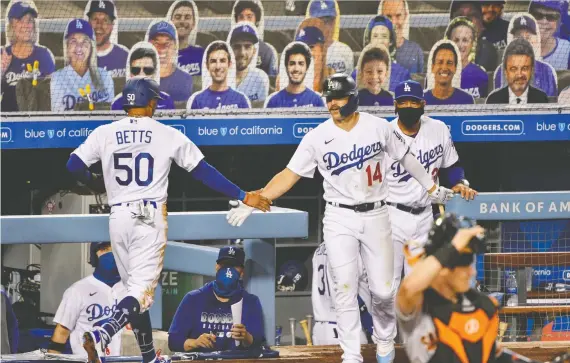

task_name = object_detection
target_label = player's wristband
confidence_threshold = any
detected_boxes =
[432,244,462,269]
[48,340,67,352]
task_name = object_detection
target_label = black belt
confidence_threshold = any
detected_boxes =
[113,200,157,209]
[327,200,385,213]
[387,202,427,215]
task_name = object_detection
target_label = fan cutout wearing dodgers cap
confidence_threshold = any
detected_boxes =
[229,23,259,44]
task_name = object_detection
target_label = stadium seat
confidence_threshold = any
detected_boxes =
[174,101,187,110]
[16,77,52,112]
[74,102,112,111]
[557,70,570,95]
[113,77,126,96]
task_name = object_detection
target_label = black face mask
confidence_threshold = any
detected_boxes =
[396,106,424,128]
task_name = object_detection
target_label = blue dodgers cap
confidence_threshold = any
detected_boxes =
[529,0,564,13]
[86,0,116,20]
[217,246,245,266]
[295,26,325,46]
[148,20,176,40]
[309,0,337,18]
[394,80,424,101]
[65,19,94,40]
[229,23,259,44]
[511,15,537,35]
[368,15,394,33]
[8,1,38,19]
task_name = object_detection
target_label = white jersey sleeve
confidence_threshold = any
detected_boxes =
[287,131,318,178]
[380,122,410,162]
[53,285,82,330]
[72,127,102,167]
[440,125,459,168]
[170,127,205,172]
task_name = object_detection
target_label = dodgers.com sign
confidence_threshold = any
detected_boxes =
[1,113,569,150]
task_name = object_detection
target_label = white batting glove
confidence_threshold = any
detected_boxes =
[428,185,455,204]
[226,200,254,227]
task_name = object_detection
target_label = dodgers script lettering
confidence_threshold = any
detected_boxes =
[324,142,383,176]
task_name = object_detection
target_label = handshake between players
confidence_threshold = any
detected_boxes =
[225,74,478,363]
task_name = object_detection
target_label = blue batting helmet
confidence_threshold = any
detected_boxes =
[122,77,163,110]
[276,260,308,291]
[89,242,111,268]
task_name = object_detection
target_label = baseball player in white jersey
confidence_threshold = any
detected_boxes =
[385,80,478,295]
[48,243,126,356]
[312,243,373,345]
[65,77,271,363]
[226,73,454,363]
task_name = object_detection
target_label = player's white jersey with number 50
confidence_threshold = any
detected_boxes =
[73,117,204,205]
[287,112,410,205]
[385,116,458,207]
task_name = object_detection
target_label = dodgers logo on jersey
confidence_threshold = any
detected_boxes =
[86,300,118,322]
[179,62,200,75]
[62,90,110,110]
[5,69,31,86]
[201,312,233,324]
[327,61,346,73]
[465,87,480,98]
[323,142,383,176]
[390,144,444,183]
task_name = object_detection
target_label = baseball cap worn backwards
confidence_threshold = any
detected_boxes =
[309,0,337,18]
[394,80,424,101]
[86,0,116,20]
[217,246,245,266]
[8,1,38,19]
[66,19,94,40]
[230,23,259,44]
[296,26,325,46]
[149,21,176,40]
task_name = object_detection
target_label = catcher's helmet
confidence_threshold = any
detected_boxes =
[276,260,308,291]
[322,73,359,118]
[122,77,163,110]
[424,213,486,265]
[89,242,111,268]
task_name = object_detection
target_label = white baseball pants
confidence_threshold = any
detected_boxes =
[323,204,396,363]
[109,202,167,312]
[312,322,368,346]
[389,205,433,290]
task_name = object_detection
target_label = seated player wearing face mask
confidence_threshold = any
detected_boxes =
[168,246,265,352]
[48,243,126,356]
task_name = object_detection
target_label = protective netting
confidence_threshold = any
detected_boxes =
[2,0,569,113]
[477,218,570,342]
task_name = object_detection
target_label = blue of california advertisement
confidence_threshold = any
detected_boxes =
[1,113,569,150]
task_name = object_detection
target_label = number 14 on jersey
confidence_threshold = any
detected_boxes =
[365,162,382,186]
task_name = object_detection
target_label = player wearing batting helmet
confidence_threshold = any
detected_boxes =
[227,72,455,363]
[49,243,126,357]
[68,76,270,363]
[396,214,516,363]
